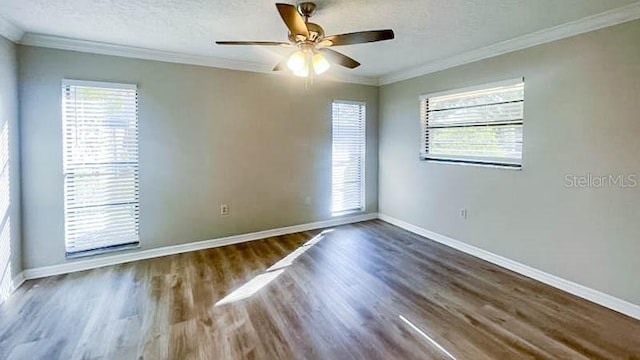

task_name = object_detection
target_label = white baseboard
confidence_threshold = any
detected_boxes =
[17,211,640,321]
[23,212,378,280]
[12,271,25,290]
[378,213,640,320]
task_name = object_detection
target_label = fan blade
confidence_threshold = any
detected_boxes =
[318,48,360,69]
[323,29,394,46]
[216,41,291,46]
[276,3,309,39]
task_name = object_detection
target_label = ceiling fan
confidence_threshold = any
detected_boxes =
[216,2,394,78]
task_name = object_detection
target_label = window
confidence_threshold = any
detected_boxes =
[420,78,524,168]
[332,101,365,215]
[62,80,140,256]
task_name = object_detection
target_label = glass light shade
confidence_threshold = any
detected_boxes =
[312,53,330,75]
[293,67,309,77]
[287,51,309,77]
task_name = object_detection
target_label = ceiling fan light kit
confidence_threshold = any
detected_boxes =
[216,2,395,81]
[287,45,330,77]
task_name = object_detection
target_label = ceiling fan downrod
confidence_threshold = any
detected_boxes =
[296,2,317,22]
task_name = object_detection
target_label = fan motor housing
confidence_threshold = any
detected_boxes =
[288,22,324,43]
[306,23,324,41]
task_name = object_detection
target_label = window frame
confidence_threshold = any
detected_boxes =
[331,99,366,216]
[61,79,140,257]
[419,78,524,169]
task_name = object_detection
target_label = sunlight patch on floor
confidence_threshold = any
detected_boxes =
[215,229,333,306]
[399,314,457,360]
[215,269,285,306]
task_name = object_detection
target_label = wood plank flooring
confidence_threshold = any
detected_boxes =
[1,220,639,359]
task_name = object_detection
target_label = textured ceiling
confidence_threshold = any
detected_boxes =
[0,0,637,78]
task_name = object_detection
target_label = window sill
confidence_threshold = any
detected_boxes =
[332,209,366,217]
[421,158,522,170]
[66,242,140,259]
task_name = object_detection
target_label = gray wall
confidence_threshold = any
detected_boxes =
[0,35,22,300]
[379,20,640,304]
[19,46,378,269]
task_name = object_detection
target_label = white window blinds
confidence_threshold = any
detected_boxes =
[420,79,524,167]
[62,80,140,255]
[332,101,365,215]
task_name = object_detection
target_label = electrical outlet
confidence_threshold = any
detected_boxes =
[304,196,312,206]
[220,204,229,215]
[459,208,468,220]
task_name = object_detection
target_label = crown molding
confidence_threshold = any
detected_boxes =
[0,15,24,42]
[11,2,640,87]
[379,2,640,85]
[19,33,379,86]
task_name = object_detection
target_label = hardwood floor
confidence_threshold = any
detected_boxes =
[1,220,639,359]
